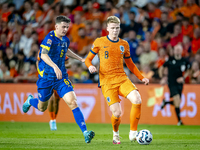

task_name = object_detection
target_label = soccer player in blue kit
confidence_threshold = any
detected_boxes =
[22,15,95,143]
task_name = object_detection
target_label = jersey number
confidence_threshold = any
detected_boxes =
[105,51,109,59]
[60,49,64,57]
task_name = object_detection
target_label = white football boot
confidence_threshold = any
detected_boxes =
[113,131,121,144]
[129,130,137,142]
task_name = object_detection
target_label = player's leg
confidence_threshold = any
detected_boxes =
[101,84,121,144]
[22,78,53,113]
[160,98,174,109]
[126,90,141,141]
[56,78,94,143]
[110,103,122,144]
[48,91,60,130]
[119,79,140,142]
[23,95,49,113]
[53,91,60,118]
[48,94,57,131]
[167,85,183,125]
[48,95,55,119]
[173,94,182,125]
[161,85,175,109]
[62,91,95,143]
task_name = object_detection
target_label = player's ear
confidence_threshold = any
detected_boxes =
[106,26,109,32]
[55,24,58,30]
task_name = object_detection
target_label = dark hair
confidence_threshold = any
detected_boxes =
[182,17,189,22]
[55,15,71,24]
[24,0,32,6]
[8,3,15,8]
[130,11,136,15]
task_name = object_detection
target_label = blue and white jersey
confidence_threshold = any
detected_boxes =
[38,30,70,79]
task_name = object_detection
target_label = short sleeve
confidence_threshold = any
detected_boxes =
[185,59,191,70]
[40,33,53,51]
[163,60,169,68]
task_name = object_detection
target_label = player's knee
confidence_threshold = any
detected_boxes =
[38,105,47,112]
[127,90,142,104]
[67,99,78,109]
[134,97,142,104]
[113,110,121,118]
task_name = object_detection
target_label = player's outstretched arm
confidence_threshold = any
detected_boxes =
[124,58,149,85]
[41,48,62,79]
[66,49,84,62]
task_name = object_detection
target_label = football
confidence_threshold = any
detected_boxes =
[136,129,153,145]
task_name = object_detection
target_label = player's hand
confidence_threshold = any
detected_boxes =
[81,58,85,63]
[142,78,149,85]
[177,77,184,83]
[88,65,97,74]
[160,77,167,85]
[53,65,62,79]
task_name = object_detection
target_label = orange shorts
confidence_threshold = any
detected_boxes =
[101,78,137,106]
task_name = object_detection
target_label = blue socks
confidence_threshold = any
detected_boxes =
[72,107,87,133]
[29,98,39,109]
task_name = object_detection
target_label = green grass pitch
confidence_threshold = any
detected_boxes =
[0,122,200,150]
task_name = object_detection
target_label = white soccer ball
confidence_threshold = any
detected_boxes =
[136,129,153,145]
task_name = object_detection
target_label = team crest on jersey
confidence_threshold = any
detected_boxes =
[47,39,52,45]
[120,45,124,53]
[106,97,111,102]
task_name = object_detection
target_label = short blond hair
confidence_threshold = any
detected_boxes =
[106,16,120,26]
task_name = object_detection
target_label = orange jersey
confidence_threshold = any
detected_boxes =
[85,36,144,86]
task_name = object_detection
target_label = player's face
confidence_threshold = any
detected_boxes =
[55,22,70,37]
[107,23,120,38]
[174,45,183,57]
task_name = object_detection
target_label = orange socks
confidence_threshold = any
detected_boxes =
[111,114,121,132]
[130,104,141,131]
[49,112,56,120]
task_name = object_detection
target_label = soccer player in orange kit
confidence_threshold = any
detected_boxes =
[85,16,149,144]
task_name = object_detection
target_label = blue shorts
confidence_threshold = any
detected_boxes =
[36,76,74,102]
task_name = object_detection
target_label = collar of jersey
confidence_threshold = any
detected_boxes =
[107,35,119,43]
[54,30,62,40]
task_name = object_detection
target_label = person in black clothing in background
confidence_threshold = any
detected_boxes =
[159,44,191,126]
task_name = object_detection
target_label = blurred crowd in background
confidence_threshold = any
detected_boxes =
[0,0,200,84]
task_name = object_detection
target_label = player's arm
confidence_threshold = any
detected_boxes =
[177,61,191,83]
[85,51,97,74]
[65,58,71,68]
[177,69,190,83]
[66,48,85,63]
[124,58,149,85]
[41,48,62,79]
[85,39,99,74]
[159,65,168,85]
